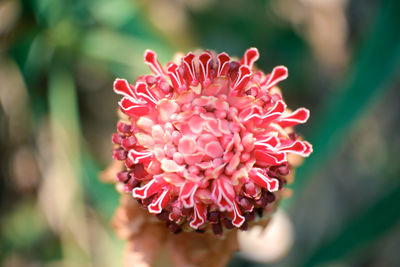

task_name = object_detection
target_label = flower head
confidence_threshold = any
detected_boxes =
[112,48,312,235]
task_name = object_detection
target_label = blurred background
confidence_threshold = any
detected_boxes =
[1,0,400,266]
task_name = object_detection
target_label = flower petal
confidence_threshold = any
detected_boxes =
[261,66,288,91]
[278,108,310,128]
[161,159,184,173]
[241,47,259,69]
[148,188,171,214]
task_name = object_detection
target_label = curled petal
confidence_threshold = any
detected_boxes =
[249,168,279,192]
[113,79,135,98]
[240,47,259,69]
[132,178,166,199]
[261,100,286,125]
[128,148,153,165]
[217,52,231,76]
[119,97,150,117]
[261,66,288,91]
[211,178,235,212]
[179,181,199,208]
[228,201,245,227]
[239,105,264,122]
[278,108,310,128]
[189,201,207,229]
[135,82,159,106]
[303,141,313,156]
[239,100,285,126]
[280,140,313,157]
[182,52,198,86]
[144,49,165,77]
[167,63,187,93]
[148,187,171,214]
[199,52,212,87]
[254,135,280,150]
[254,149,286,166]
[231,65,251,95]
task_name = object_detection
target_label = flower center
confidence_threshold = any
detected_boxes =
[145,91,252,187]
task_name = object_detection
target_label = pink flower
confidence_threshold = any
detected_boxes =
[111,48,312,235]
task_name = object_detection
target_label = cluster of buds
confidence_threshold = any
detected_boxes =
[111,48,312,236]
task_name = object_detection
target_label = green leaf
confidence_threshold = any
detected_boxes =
[48,58,118,220]
[302,179,400,266]
[288,0,400,264]
[287,0,400,203]
[79,29,172,78]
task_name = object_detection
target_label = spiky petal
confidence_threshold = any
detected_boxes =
[112,48,313,234]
